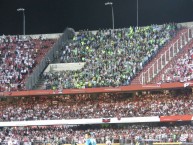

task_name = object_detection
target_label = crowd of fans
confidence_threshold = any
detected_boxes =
[43,23,178,90]
[164,46,193,83]
[0,90,192,121]
[0,123,193,144]
[0,34,56,92]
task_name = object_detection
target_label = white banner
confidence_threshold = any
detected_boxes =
[0,116,160,127]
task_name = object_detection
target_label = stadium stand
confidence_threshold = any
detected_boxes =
[1,22,193,145]
[42,23,178,90]
[132,26,193,85]
[0,35,56,92]
[131,28,190,84]
[155,42,193,83]
[0,90,192,121]
[0,123,193,144]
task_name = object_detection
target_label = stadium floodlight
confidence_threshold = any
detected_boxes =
[17,8,25,35]
[105,2,114,30]
[137,0,139,27]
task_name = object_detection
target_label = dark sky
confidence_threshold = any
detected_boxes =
[0,0,193,35]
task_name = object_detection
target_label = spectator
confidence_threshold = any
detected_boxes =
[0,123,193,144]
[0,34,56,91]
[164,47,193,83]
[0,90,192,121]
[43,23,178,89]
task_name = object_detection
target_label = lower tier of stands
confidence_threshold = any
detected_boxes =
[0,89,193,122]
[0,122,193,144]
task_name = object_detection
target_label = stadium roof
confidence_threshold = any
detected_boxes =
[0,0,193,35]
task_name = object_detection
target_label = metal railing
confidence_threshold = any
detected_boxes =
[25,28,74,90]
[139,27,193,84]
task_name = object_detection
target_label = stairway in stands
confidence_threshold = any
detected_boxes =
[131,28,190,85]
[33,77,45,90]
[33,58,60,90]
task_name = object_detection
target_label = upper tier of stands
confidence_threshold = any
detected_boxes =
[0,90,192,121]
[43,23,178,90]
[0,123,192,144]
[0,35,57,92]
